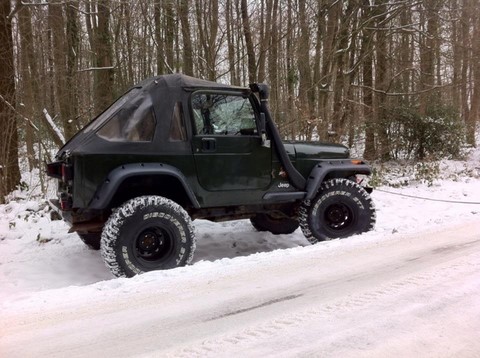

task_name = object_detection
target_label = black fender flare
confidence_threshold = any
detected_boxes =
[88,163,200,209]
[305,160,372,201]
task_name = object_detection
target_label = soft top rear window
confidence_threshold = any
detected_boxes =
[96,94,156,142]
[82,88,141,134]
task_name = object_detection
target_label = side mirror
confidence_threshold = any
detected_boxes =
[260,113,270,148]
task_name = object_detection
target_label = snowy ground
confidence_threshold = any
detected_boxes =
[1,147,480,356]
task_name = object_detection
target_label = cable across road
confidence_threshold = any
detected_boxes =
[374,188,480,205]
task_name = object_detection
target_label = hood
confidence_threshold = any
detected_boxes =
[283,141,350,161]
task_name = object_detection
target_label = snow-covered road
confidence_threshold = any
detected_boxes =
[2,220,479,357]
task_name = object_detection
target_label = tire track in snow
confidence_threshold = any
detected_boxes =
[166,249,480,357]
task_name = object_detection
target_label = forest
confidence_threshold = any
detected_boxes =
[0,0,479,203]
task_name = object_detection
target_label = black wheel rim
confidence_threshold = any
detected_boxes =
[324,203,354,231]
[134,226,174,263]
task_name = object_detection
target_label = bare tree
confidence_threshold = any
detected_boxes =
[17,1,38,169]
[297,0,313,139]
[178,0,194,76]
[374,0,390,161]
[241,0,256,83]
[3,0,480,200]
[362,0,376,159]
[0,0,21,202]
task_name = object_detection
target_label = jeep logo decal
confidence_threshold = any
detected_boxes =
[278,182,290,189]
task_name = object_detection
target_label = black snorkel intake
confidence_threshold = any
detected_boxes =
[250,83,306,190]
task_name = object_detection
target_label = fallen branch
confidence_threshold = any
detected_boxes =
[78,66,115,72]
[43,109,65,145]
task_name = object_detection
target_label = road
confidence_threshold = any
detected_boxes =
[1,221,480,357]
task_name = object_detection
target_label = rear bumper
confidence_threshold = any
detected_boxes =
[49,199,106,233]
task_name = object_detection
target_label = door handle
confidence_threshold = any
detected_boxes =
[201,137,216,152]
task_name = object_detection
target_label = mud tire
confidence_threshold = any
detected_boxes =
[299,178,375,244]
[101,196,196,278]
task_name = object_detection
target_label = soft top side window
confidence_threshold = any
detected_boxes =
[191,92,258,136]
[96,93,156,142]
[169,102,187,141]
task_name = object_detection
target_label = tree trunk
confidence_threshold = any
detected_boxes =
[124,4,134,84]
[94,0,115,114]
[419,0,440,117]
[49,3,76,139]
[0,0,21,202]
[241,0,256,83]
[313,0,325,133]
[18,2,37,169]
[374,0,390,161]
[341,4,360,146]
[164,0,175,73]
[178,0,194,76]
[450,0,460,111]
[331,2,356,141]
[318,1,339,138]
[298,0,313,139]
[258,0,272,82]
[268,0,279,120]
[361,0,375,160]
[400,4,413,104]
[226,0,238,85]
[286,0,295,138]
[65,0,79,136]
[154,3,165,74]
[467,6,479,146]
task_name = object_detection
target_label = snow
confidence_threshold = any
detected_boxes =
[1,147,480,356]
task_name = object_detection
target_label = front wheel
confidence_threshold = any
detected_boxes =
[101,196,196,278]
[299,178,375,244]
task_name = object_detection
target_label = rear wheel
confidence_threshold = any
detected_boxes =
[101,196,196,278]
[300,178,375,244]
[250,214,299,235]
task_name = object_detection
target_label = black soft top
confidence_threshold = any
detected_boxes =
[137,73,246,91]
[55,74,249,159]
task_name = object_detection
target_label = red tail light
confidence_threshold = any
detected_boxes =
[47,161,73,182]
[60,194,73,210]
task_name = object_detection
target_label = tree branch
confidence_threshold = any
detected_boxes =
[351,83,452,97]
[78,66,115,72]
[0,94,39,131]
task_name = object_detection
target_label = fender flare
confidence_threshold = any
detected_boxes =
[305,160,372,201]
[88,163,200,209]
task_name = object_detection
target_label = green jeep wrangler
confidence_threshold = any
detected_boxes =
[47,74,375,277]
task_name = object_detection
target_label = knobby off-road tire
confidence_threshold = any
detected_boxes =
[250,214,299,235]
[101,196,196,278]
[299,178,375,244]
[78,232,101,250]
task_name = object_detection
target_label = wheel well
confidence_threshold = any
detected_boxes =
[324,171,356,182]
[109,175,193,209]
